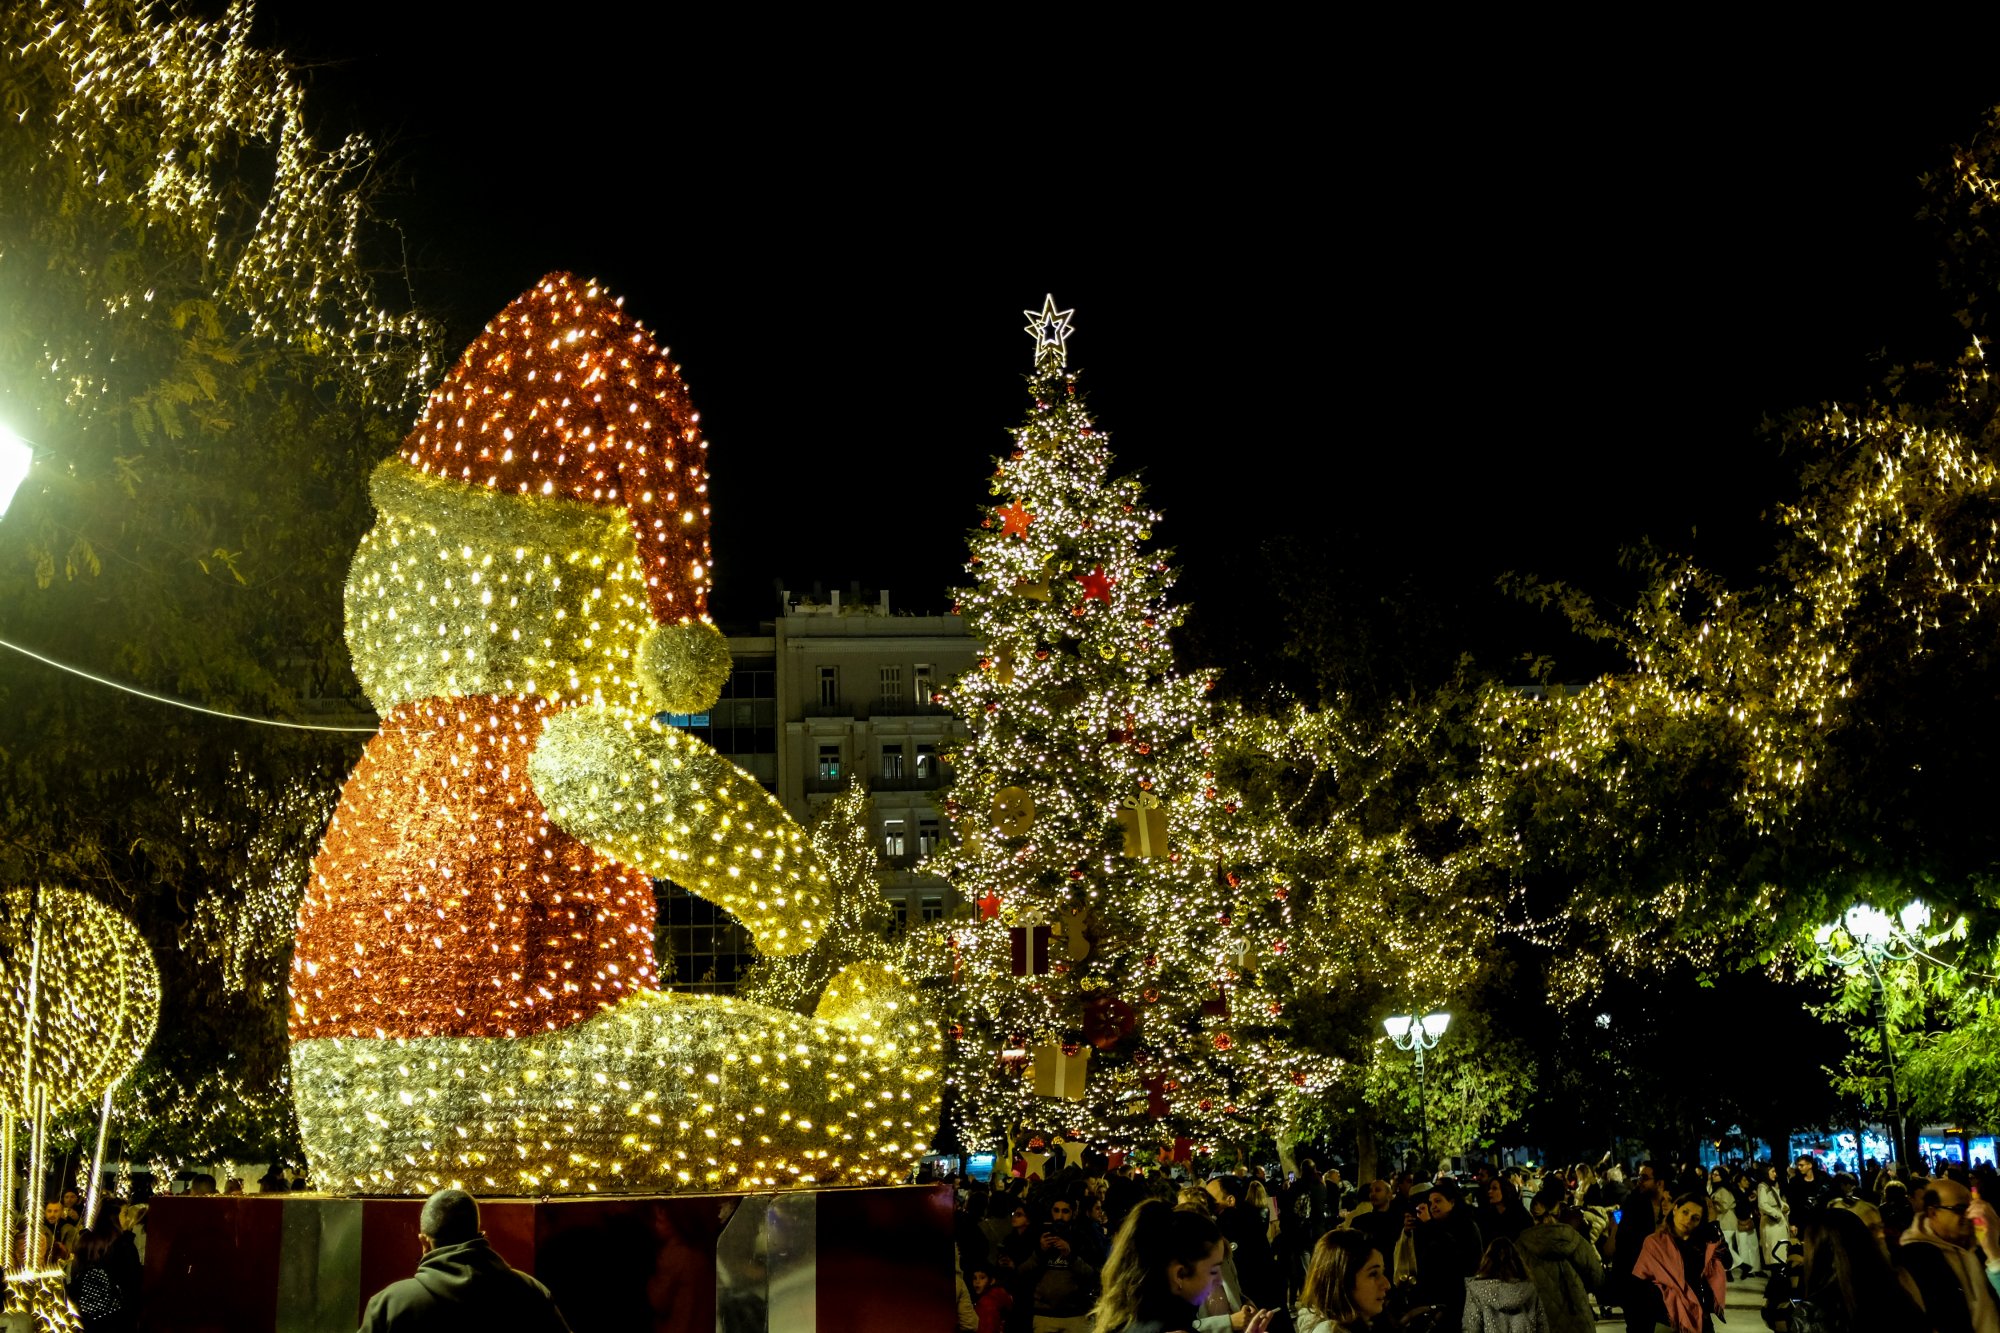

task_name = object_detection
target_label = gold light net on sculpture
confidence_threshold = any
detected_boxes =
[292,970,938,1196]
[2,1269,81,1333]
[0,887,159,1118]
[291,275,933,1194]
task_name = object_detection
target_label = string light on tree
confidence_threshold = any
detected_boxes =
[919,299,1339,1155]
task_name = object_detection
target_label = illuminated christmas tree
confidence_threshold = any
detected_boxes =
[926,300,1335,1158]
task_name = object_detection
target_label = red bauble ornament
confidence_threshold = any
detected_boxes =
[1225,872,1240,889]
[1212,1032,1233,1051]
[1291,1070,1308,1087]
[1224,802,1237,814]
[1199,1097,1213,1111]
[1272,885,1289,901]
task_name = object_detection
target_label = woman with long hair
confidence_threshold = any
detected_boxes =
[1296,1229,1392,1333]
[1786,1207,1928,1333]
[1463,1235,1550,1332]
[1757,1162,1791,1274]
[1631,1192,1730,1333]
[1094,1198,1271,1333]
[67,1207,137,1332]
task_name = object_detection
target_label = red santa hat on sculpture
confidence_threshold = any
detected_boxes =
[398,271,732,713]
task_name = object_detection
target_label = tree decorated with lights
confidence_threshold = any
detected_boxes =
[0,0,439,1165]
[925,301,1336,1156]
[736,783,902,1015]
[1425,111,2000,1145]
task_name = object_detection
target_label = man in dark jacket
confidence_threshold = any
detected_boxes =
[359,1189,571,1331]
[1017,1204,1101,1332]
[1896,1177,2000,1333]
[1414,1179,1483,1326]
[1516,1184,1605,1333]
[1783,1156,1832,1217]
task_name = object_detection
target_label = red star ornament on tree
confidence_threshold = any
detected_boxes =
[1075,567,1114,603]
[997,500,1035,539]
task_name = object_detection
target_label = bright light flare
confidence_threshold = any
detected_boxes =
[0,423,30,518]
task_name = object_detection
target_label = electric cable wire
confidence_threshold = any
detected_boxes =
[0,634,377,733]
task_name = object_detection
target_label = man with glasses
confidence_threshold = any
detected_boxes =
[1898,1176,2000,1333]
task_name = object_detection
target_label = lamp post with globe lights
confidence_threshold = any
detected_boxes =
[1385,1011,1451,1176]
[1813,901,1930,1169]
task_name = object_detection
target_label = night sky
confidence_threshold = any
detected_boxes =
[256,16,1994,678]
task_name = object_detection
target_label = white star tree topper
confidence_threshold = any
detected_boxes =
[1024,294,1075,367]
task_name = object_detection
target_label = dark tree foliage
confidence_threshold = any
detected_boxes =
[0,2,437,1161]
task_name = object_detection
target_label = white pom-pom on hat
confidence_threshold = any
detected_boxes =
[639,620,733,715]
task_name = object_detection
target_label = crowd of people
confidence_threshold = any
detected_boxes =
[948,1151,2000,1333]
[28,1186,146,1331]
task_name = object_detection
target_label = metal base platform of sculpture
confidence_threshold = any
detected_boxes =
[139,1183,953,1333]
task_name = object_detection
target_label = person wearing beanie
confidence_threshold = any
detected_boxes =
[289,274,937,1196]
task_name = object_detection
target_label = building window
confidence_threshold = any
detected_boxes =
[656,883,754,995]
[880,665,901,703]
[920,893,945,923]
[818,666,839,707]
[881,746,905,780]
[918,818,940,856]
[916,744,938,780]
[913,663,934,704]
[883,819,907,858]
[817,745,841,780]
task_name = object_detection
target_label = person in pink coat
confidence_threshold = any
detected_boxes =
[1631,1193,1729,1333]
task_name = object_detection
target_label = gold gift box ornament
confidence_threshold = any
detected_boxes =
[1116,791,1168,857]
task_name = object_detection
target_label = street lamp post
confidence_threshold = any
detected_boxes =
[1814,901,1930,1169]
[1385,1011,1451,1176]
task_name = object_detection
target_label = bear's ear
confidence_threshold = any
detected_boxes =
[638,620,732,715]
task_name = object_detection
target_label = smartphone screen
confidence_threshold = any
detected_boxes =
[1613,1208,1623,1224]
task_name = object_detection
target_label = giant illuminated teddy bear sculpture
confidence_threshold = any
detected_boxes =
[289,274,937,1196]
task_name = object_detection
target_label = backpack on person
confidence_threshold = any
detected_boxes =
[73,1262,121,1317]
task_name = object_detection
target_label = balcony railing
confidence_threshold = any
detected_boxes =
[872,770,949,792]
[803,699,955,721]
